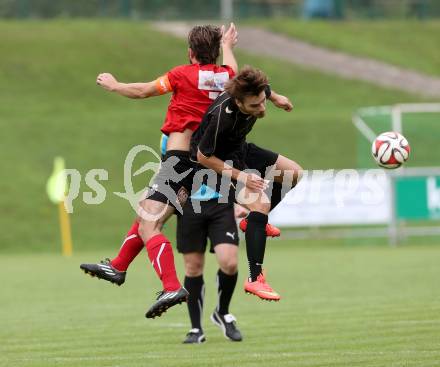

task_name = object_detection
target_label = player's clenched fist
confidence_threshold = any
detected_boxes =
[96,73,118,91]
[270,92,293,112]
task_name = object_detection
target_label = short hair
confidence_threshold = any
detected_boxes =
[224,66,268,102]
[188,25,222,65]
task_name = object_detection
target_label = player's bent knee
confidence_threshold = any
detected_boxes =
[275,155,304,187]
[294,165,304,184]
[185,266,203,277]
[137,199,173,241]
[291,168,304,188]
[215,244,239,275]
[220,261,238,275]
[246,201,270,214]
[183,253,204,277]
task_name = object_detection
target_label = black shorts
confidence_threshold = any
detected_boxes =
[244,142,279,175]
[144,150,197,213]
[176,200,239,254]
[221,143,279,201]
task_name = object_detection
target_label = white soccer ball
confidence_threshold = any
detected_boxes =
[371,131,411,169]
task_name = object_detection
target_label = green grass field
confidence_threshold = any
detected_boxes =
[3,242,440,367]
[0,20,428,252]
[250,20,440,76]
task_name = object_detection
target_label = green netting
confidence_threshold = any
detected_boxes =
[402,113,440,167]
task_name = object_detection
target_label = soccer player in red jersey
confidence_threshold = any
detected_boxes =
[80,24,291,318]
[80,25,239,319]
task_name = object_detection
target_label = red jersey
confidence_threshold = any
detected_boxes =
[155,63,235,135]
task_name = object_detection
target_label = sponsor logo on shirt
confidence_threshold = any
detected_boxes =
[198,71,230,92]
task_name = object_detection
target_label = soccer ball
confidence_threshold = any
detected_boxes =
[371,132,410,169]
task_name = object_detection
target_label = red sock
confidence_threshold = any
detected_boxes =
[145,233,181,291]
[110,221,144,271]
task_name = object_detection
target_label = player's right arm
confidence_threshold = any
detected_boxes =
[197,151,266,192]
[221,23,238,74]
[96,73,172,99]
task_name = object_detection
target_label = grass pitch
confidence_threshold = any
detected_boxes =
[2,241,440,367]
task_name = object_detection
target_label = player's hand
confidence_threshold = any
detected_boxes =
[270,92,293,112]
[221,22,238,49]
[96,73,119,92]
[244,173,268,192]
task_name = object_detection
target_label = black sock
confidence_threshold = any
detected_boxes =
[245,211,268,281]
[216,269,238,315]
[184,275,205,331]
[269,181,298,211]
[269,181,283,211]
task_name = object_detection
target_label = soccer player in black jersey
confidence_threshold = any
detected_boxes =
[159,134,243,343]
[190,66,302,301]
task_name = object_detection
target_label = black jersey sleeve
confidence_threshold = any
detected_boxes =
[197,109,231,158]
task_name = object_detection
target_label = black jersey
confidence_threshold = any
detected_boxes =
[190,87,271,169]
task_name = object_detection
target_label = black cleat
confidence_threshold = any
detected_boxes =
[145,287,189,319]
[210,311,243,342]
[80,258,126,286]
[183,328,206,344]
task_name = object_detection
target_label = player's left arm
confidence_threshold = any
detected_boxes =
[268,89,293,112]
[96,73,172,99]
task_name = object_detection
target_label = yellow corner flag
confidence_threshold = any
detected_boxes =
[46,157,73,256]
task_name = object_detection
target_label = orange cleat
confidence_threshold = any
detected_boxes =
[265,223,281,237]
[239,218,281,237]
[244,272,281,301]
